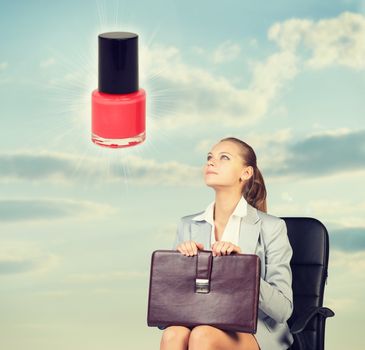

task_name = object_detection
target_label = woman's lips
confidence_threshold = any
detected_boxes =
[206,171,218,175]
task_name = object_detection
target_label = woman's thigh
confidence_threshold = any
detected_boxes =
[188,325,260,350]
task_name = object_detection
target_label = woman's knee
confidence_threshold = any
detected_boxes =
[160,326,191,347]
[189,325,218,347]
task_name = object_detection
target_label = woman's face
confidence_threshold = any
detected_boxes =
[203,141,251,189]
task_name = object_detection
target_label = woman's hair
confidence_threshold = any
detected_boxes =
[219,137,267,213]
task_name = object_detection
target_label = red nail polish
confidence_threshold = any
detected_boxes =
[91,32,146,148]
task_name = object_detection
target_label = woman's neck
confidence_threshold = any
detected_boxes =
[213,190,242,225]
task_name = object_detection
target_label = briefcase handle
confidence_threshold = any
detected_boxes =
[195,250,213,294]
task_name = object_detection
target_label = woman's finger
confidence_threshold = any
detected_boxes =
[188,240,197,255]
[220,241,231,255]
[211,241,219,256]
[227,244,235,254]
[177,244,184,255]
[212,241,240,255]
[195,242,204,250]
[182,241,191,256]
[214,241,225,256]
[182,241,194,256]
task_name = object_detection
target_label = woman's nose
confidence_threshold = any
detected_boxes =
[207,158,216,166]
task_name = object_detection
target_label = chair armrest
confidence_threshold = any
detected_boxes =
[290,306,335,334]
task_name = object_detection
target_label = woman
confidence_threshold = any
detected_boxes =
[160,137,294,350]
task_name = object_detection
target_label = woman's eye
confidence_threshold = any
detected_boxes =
[206,155,229,160]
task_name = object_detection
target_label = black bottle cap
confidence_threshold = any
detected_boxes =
[98,32,139,94]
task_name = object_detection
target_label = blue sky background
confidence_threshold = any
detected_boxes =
[1,0,365,349]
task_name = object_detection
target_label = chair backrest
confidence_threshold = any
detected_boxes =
[281,217,330,350]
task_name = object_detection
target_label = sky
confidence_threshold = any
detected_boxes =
[0,0,365,349]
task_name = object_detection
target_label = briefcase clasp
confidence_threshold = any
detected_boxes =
[195,278,210,293]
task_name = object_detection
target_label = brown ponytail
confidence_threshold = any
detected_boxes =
[219,137,267,213]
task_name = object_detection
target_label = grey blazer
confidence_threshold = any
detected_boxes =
[172,202,294,350]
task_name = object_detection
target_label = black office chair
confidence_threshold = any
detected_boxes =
[281,217,335,350]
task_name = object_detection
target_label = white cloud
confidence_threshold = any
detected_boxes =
[268,12,365,69]
[268,18,313,52]
[143,14,363,130]
[330,250,365,273]
[140,41,300,129]
[0,150,202,186]
[309,200,365,228]
[307,127,353,138]
[241,128,292,164]
[0,241,59,275]
[249,50,299,101]
[274,199,365,228]
[212,40,241,64]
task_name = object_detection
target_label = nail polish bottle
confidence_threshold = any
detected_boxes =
[91,32,146,148]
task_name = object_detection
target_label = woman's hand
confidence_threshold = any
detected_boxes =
[177,240,204,256]
[211,241,241,256]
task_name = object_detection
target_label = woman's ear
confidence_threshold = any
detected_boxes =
[241,165,253,181]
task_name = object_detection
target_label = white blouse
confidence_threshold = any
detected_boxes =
[191,195,248,249]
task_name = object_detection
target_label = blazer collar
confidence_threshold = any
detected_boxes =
[191,195,248,223]
[190,202,261,254]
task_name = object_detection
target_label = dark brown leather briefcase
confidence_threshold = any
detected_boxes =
[147,249,261,333]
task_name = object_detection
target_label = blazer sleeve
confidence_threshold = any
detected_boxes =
[259,218,294,323]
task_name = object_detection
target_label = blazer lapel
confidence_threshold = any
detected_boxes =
[239,203,262,254]
[190,202,261,254]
